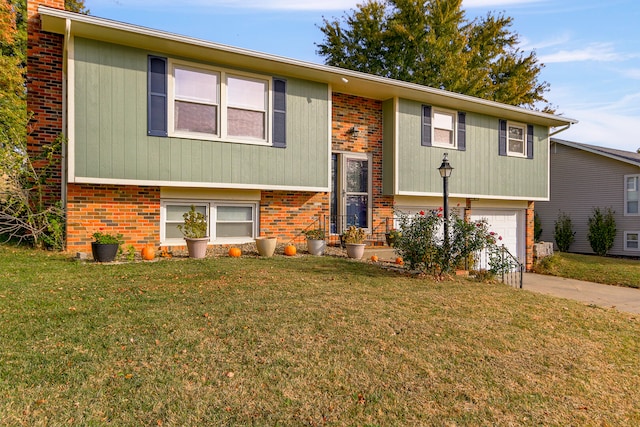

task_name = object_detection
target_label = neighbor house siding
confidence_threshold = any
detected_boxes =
[72,37,330,189]
[395,99,549,199]
[536,142,639,256]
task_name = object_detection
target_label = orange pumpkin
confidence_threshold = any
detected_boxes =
[228,247,242,258]
[395,257,404,265]
[141,245,155,261]
[284,245,297,256]
[370,255,379,262]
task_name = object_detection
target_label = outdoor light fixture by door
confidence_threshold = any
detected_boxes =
[346,126,359,137]
[438,153,454,251]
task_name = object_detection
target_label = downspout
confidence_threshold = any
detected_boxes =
[549,123,572,137]
[62,18,69,206]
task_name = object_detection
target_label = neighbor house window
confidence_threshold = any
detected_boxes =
[161,201,258,244]
[624,231,639,251]
[625,175,639,215]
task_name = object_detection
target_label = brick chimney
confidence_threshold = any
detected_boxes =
[26,0,66,207]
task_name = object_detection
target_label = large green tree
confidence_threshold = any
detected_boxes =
[317,0,550,109]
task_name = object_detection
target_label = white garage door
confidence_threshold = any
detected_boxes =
[470,210,523,269]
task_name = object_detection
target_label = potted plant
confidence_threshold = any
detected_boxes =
[177,205,209,258]
[304,228,326,256]
[385,229,401,247]
[91,229,123,262]
[255,235,278,257]
[343,226,366,259]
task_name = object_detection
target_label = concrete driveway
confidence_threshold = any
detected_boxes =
[523,273,640,314]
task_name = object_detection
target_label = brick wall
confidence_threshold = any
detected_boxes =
[332,93,394,237]
[66,184,160,253]
[27,0,65,207]
[260,192,330,243]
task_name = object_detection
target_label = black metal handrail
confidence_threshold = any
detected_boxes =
[473,244,523,288]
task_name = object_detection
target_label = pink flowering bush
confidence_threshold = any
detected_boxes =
[394,210,499,276]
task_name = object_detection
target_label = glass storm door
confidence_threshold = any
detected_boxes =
[331,153,370,233]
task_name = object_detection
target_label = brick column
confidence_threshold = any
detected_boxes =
[26,0,66,207]
[525,201,535,271]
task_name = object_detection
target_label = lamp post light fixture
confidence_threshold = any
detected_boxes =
[438,153,454,251]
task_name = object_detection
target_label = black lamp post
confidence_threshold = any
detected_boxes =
[438,153,454,251]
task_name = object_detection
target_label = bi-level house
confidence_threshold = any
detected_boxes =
[27,1,575,270]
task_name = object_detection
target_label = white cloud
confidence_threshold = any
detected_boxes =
[538,43,626,64]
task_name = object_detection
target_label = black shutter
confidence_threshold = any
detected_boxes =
[498,119,507,156]
[147,56,168,137]
[421,105,432,146]
[457,112,466,151]
[272,78,287,148]
[526,124,534,159]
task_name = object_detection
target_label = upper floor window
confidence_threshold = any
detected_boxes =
[432,110,456,148]
[498,120,533,159]
[170,62,268,143]
[421,105,466,151]
[147,56,286,148]
[625,175,639,215]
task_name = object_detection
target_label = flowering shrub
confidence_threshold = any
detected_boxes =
[92,229,123,245]
[393,209,499,276]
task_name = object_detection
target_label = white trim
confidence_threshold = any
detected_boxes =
[66,35,76,184]
[73,176,330,192]
[623,231,640,251]
[393,97,400,195]
[397,190,549,201]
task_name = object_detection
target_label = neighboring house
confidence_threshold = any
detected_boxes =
[536,139,640,256]
[26,1,575,270]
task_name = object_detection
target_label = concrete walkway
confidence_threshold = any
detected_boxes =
[523,273,640,314]
[362,248,640,314]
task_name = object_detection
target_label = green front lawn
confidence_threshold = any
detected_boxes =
[534,252,640,288]
[1,246,639,425]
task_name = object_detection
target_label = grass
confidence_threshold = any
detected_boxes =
[1,245,639,426]
[534,252,640,288]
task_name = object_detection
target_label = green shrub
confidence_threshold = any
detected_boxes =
[534,211,543,243]
[587,207,616,256]
[394,209,498,276]
[554,211,575,252]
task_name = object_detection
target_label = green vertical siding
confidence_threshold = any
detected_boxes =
[73,38,329,188]
[395,99,549,198]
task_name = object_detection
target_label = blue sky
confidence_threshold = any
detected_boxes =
[86,0,640,152]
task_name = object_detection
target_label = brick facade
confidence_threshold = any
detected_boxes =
[331,93,394,238]
[260,192,330,243]
[66,184,160,253]
[27,0,65,207]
